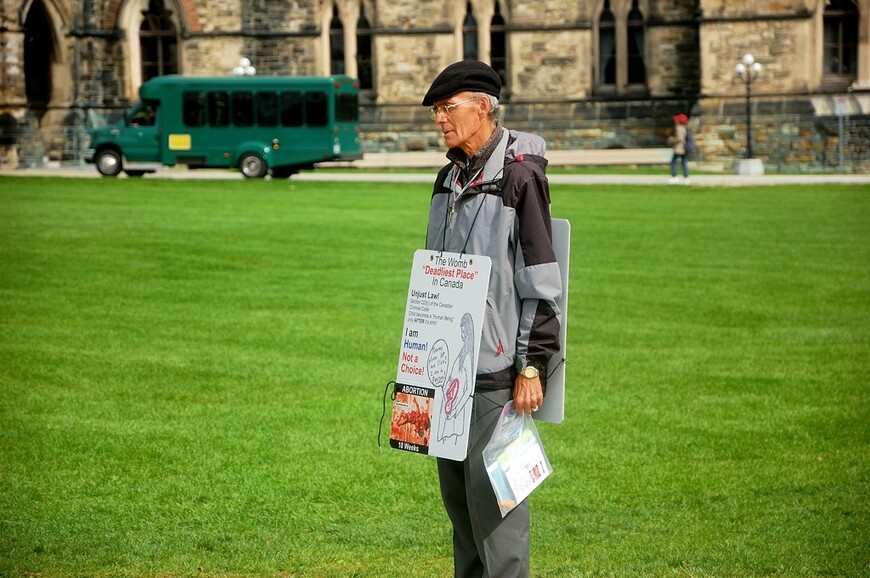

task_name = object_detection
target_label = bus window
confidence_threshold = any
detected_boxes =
[183,91,206,126]
[130,103,157,126]
[306,91,328,127]
[336,93,358,122]
[281,92,304,127]
[208,91,230,127]
[232,92,254,127]
[257,92,279,127]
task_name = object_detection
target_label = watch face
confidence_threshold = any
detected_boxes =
[522,367,538,378]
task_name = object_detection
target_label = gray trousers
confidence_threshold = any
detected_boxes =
[437,388,530,578]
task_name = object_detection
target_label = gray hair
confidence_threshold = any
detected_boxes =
[471,92,502,124]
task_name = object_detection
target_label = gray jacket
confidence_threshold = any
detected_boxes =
[426,128,562,390]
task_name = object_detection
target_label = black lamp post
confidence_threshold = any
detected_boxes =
[735,53,762,159]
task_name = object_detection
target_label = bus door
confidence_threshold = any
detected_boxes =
[334,90,361,158]
[123,102,161,163]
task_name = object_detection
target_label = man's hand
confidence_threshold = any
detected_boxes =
[513,374,543,415]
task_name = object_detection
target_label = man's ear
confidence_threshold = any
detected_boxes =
[478,96,491,119]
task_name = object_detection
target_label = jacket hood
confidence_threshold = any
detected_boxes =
[505,130,547,164]
[484,130,548,183]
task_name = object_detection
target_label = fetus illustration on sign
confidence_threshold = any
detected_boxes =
[427,313,475,443]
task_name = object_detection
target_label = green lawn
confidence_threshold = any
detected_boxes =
[1,177,868,578]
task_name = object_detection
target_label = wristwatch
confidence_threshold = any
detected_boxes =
[520,365,539,379]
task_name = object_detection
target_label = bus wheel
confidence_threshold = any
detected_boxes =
[240,153,267,179]
[96,150,122,177]
[270,166,298,179]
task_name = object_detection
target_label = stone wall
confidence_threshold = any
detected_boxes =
[0,0,868,172]
[358,97,870,174]
[700,0,810,18]
[650,24,701,97]
[700,19,805,97]
[195,0,240,33]
[511,31,588,100]
[693,101,870,173]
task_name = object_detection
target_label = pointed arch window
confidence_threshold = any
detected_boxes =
[329,5,345,75]
[357,6,372,88]
[463,2,478,61]
[140,0,178,82]
[823,0,858,80]
[490,2,507,89]
[627,0,646,84]
[596,0,648,93]
[599,0,616,86]
[23,0,53,109]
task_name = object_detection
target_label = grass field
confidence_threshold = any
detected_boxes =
[1,176,868,578]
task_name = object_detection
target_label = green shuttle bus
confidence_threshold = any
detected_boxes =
[86,74,362,178]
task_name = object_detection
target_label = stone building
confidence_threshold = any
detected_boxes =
[0,0,868,172]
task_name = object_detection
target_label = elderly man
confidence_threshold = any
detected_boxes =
[422,60,562,578]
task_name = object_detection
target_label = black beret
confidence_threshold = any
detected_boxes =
[422,60,502,106]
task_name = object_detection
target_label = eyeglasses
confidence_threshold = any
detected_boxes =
[429,97,478,120]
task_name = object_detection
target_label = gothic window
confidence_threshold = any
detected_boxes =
[463,2,478,61]
[491,1,507,90]
[140,0,178,82]
[23,0,53,111]
[357,6,373,89]
[596,0,647,92]
[329,5,345,75]
[599,0,616,86]
[627,0,646,85]
[823,0,858,79]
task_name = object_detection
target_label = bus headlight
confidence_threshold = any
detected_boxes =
[272,138,280,150]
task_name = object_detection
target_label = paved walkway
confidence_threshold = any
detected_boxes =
[1,164,869,187]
